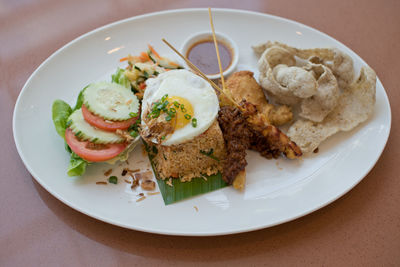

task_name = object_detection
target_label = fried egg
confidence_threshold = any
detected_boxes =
[141,69,219,146]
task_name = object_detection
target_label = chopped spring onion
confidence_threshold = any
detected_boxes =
[130,130,139,137]
[191,118,197,127]
[108,176,118,184]
[180,104,186,113]
[200,148,219,161]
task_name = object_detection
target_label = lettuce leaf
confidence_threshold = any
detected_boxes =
[67,152,88,176]
[52,100,72,139]
[72,86,87,111]
[112,68,131,89]
[52,89,88,177]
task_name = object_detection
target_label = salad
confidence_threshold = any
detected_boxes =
[52,45,181,176]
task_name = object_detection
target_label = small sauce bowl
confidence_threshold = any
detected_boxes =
[180,31,239,80]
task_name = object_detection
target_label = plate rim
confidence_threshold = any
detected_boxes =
[13,8,392,236]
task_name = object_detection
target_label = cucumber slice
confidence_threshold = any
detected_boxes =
[68,109,124,144]
[83,82,139,121]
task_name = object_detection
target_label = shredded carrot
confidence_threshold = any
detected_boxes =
[148,44,161,59]
[119,57,128,62]
[140,52,150,62]
[168,61,179,67]
[132,56,141,62]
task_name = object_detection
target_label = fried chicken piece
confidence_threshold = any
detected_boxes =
[218,72,300,188]
[225,71,293,125]
[217,102,302,187]
[233,170,246,191]
[241,101,302,159]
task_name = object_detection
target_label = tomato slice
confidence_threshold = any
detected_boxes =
[81,104,138,132]
[65,128,127,162]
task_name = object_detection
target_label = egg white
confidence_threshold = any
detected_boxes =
[141,69,219,146]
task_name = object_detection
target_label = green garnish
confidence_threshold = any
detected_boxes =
[129,112,138,118]
[148,94,170,119]
[143,142,227,205]
[134,65,142,71]
[111,68,130,89]
[167,110,176,118]
[75,131,81,137]
[173,101,180,108]
[108,176,118,184]
[147,94,182,122]
[200,148,219,161]
[180,104,186,113]
[143,71,149,78]
[192,118,197,127]
[161,136,166,140]
[128,118,140,132]
[147,51,156,63]
[154,71,159,76]
[160,101,169,110]
[184,114,191,120]
[130,130,139,137]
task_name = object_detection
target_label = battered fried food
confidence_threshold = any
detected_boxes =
[287,66,376,153]
[253,41,354,89]
[253,41,376,153]
[241,101,302,159]
[216,70,301,189]
[225,71,293,126]
[256,43,340,122]
[217,101,302,185]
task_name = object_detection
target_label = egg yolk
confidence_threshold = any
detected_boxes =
[166,96,194,130]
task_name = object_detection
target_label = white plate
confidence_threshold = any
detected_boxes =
[13,8,391,236]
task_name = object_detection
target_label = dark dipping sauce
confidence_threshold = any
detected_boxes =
[186,40,232,75]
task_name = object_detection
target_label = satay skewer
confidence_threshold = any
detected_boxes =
[208,7,226,91]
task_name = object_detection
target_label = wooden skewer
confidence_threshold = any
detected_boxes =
[208,7,226,91]
[161,38,242,110]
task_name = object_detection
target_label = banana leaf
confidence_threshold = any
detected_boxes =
[145,142,228,205]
